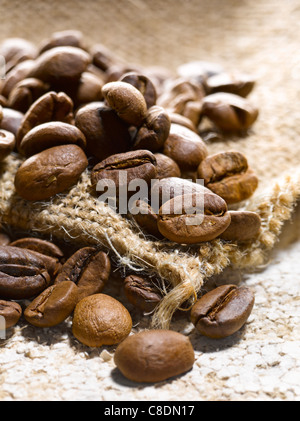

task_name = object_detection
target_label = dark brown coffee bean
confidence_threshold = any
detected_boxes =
[0,108,24,136]
[72,293,132,347]
[157,192,231,243]
[0,246,51,300]
[0,129,15,161]
[28,46,91,86]
[91,150,157,195]
[75,102,131,161]
[24,281,78,328]
[132,105,170,152]
[14,144,88,201]
[114,329,195,383]
[19,122,87,157]
[39,30,85,54]
[163,123,208,171]
[7,78,50,113]
[201,92,259,131]
[16,91,74,147]
[54,247,111,302]
[197,151,259,204]
[120,72,157,108]
[190,284,255,338]
[219,211,261,241]
[91,43,124,72]
[130,200,163,238]
[124,275,163,312]
[0,300,22,328]
[9,237,64,259]
[0,60,35,98]
[205,72,255,98]
[102,81,148,126]
[154,153,181,179]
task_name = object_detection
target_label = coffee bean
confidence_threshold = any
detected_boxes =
[163,123,208,171]
[1,60,36,100]
[72,293,132,347]
[197,151,258,204]
[75,102,131,161]
[0,233,11,246]
[157,192,231,243]
[219,211,261,241]
[0,246,50,300]
[0,108,24,136]
[114,329,195,383]
[102,81,148,126]
[74,71,104,106]
[54,247,111,302]
[24,281,78,327]
[130,199,163,238]
[120,72,157,108]
[201,92,259,131]
[0,300,22,328]
[205,71,255,98]
[91,43,124,72]
[14,144,88,201]
[132,105,170,152]
[0,38,37,72]
[9,237,64,259]
[19,122,87,157]
[177,60,224,86]
[16,91,74,147]
[124,275,163,312]
[190,284,255,338]
[91,150,157,196]
[0,129,15,161]
[154,153,181,179]
[39,30,85,54]
[168,112,198,132]
[8,77,50,113]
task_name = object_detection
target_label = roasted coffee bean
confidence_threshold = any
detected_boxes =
[124,275,163,312]
[0,129,15,161]
[39,30,85,54]
[177,60,224,86]
[132,105,170,152]
[163,123,208,171]
[197,151,258,204]
[54,247,111,302]
[0,108,24,136]
[190,284,255,338]
[0,246,50,300]
[201,92,259,131]
[157,192,231,243]
[0,96,7,107]
[120,72,157,108]
[75,102,131,161]
[91,150,157,195]
[168,112,198,132]
[19,122,87,157]
[130,200,163,238]
[0,300,22,328]
[102,81,148,126]
[74,71,104,106]
[28,46,91,86]
[205,71,255,98]
[0,60,35,98]
[91,43,124,72]
[219,211,261,241]
[154,153,181,179]
[72,293,132,347]
[9,237,64,259]
[16,91,74,147]
[114,329,195,383]
[0,38,37,72]
[8,78,50,113]
[0,233,11,246]
[24,281,78,327]
[14,144,88,201]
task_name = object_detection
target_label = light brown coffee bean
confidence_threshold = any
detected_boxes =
[0,233,11,246]
[154,153,181,179]
[205,71,255,98]
[0,37,37,71]
[39,30,85,54]
[114,329,195,383]
[8,78,50,113]
[168,112,198,132]
[19,122,87,157]
[0,60,35,98]
[197,151,259,204]
[14,144,88,201]
[72,293,132,347]
[74,71,104,106]
[0,108,24,136]
[9,237,64,259]
[54,247,111,302]
[124,275,163,312]
[190,284,255,338]
[24,281,78,327]
[102,81,148,126]
[91,43,124,72]
[201,92,259,131]
[0,129,15,161]
[157,192,231,243]
[120,72,157,108]
[163,123,208,171]
[0,300,22,328]
[219,211,261,241]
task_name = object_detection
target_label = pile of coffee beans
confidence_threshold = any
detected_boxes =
[0,30,259,382]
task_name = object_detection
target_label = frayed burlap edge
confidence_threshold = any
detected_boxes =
[0,154,300,329]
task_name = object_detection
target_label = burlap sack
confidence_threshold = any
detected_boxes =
[0,0,299,331]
